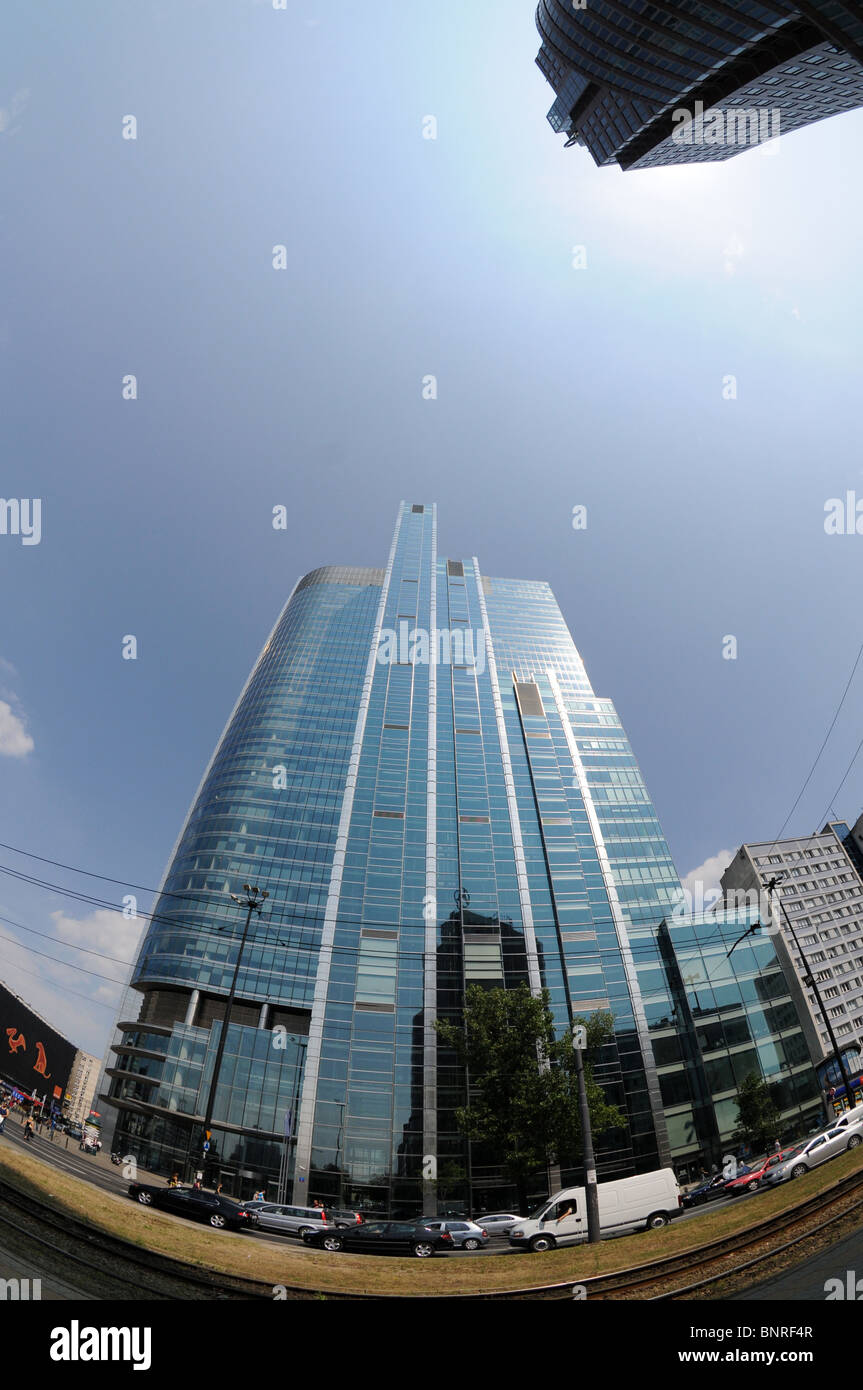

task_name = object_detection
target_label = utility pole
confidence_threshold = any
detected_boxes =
[765,874,855,1110]
[199,884,269,1183]
[572,1025,600,1244]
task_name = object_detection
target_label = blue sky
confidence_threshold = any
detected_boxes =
[2,0,863,1057]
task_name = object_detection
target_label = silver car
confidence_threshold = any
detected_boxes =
[472,1212,519,1235]
[244,1203,329,1236]
[422,1219,489,1250]
[767,1126,861,1184]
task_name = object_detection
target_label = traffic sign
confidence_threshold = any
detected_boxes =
[203,1141,210,1152]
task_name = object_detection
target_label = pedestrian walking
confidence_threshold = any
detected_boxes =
[24,1118,34,1142]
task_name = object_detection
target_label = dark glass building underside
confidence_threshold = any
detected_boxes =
[104,507,822,1210]
[536,1,863,169]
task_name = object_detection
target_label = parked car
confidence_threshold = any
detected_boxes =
[128,1183,259,1231]
[471,1212,520,1234]
[766,1126,861,1184]
[681,1174,729,1209]
[302,1220,453,1257]
[327,1207,364,1227]
[724,1148,800,1196]
[242,1203,330,1237]
[421,1219,488,1250]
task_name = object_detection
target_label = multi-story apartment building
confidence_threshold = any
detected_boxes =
[65,1050,101,1127]
[722,825,863,1080]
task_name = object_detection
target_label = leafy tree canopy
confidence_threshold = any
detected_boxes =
[435,984,624,1207]
[732,1071,782,1153]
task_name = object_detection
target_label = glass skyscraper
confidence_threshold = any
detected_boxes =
[103,504,814,1211]
[536,1,863,170]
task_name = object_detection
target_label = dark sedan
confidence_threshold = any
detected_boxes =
[302,1220,453,1258]
[681,1174,729,1208]
[128,1183,259,1231]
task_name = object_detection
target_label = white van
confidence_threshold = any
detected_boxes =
[508,1168,682,1252]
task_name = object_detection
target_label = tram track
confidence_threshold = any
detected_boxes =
[0,1178,297,1300]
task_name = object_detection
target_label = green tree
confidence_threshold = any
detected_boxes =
[732,1072,782,1153]
[434,984,624,1213]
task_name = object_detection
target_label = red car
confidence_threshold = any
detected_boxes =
[724,1148,798,1196]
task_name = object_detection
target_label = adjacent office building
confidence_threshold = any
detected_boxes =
[535,2,863,170]
[650,908,823,1177]
[721,825,863,1084]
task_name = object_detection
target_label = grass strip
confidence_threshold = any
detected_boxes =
[1,1142,861,1297]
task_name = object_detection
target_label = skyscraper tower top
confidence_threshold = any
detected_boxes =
[536,1,863,169]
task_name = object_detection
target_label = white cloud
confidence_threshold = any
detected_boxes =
[0,908,143,1058]
[722,232,745,276]
[0,89,29,136]
[51,908,143,968]
[683,849,736,899]
[0,700,34,757]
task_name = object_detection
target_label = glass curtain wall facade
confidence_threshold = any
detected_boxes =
[105,564,385,1191]
[535,1,863,170]
[652,910,823,1178]
[105,503,758,1211]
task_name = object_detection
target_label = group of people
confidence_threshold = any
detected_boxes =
[166,1174,225,1195]
[162,1177,342,1210]
[0,1099,103,1147]
[0,1099,40,1141]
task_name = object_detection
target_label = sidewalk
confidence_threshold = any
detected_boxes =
[2,1116,168,1189]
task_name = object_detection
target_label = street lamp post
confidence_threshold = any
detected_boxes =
[765,874,855,1110]
[199,884,269,1183]
[572,1025,601,1244]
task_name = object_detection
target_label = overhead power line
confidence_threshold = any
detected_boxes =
[771,634,863,845]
